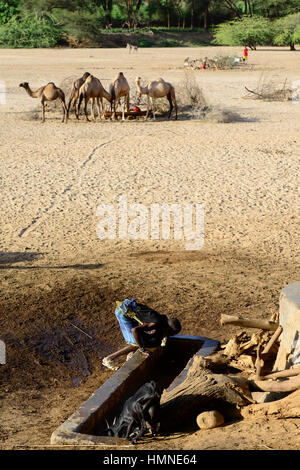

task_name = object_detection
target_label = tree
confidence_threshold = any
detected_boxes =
[213,15,274,49]
[0,0,20,24]
[253,0,300,19]
[273,12,300,50]
[0,13,65,47]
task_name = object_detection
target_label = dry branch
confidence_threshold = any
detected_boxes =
[261,326,283,356]
[249,374,300,393]
[220,314,278,331]
[263,367,300,381]
[241,389,300,419]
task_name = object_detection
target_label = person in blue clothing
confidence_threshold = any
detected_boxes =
[102,298,181,370]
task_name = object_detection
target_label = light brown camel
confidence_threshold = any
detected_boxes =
[77,75,111,121]
[19,82,68,123]
[67,72,91,118]
[109,72,130,121]
[135,76,178,120]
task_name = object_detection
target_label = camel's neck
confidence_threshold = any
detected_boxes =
[136,81,148,95]
[24,85,40,98]
[103,88,111,101]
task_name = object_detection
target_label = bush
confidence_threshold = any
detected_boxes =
[273,13,300,50]
[213,16,274,49]
[0,14,65,47]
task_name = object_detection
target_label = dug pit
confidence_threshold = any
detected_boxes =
[50,334,219,446]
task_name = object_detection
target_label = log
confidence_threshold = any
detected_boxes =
[263,366,300,381]
[261,326,283,356]
[249,374,300,393]
[159,356,254,430]
[241,389,300,419]
[220,314,278,331]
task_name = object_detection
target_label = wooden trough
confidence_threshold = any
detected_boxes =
[50,334,220,446]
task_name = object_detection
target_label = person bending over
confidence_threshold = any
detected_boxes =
[102,298,182,370]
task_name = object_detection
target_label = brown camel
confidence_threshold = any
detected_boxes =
[109,72,130,121]
[135,76,178,120]
[77,75,111,121]
[19,82,68,123]
[67,72,91,118]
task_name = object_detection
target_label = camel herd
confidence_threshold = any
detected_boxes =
[19,71,178,123]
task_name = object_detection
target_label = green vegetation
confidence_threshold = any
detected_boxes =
[0,0,299,48]
[213,16,274,50]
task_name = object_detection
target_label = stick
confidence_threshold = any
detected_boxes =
[249,374,300,393]
[220,314,278,331]
[245,86,264,98]
[263,367,300,381]
[261,325,283,356]
[70,323,93,340]
[255,341,264,380]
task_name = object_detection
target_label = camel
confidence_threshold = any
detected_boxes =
[77,75,111,121]
[19,82,68,123]
[67,72,91,118]
[109,72,130,121]
[135,76,178,120]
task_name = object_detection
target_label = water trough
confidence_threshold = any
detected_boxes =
[50,334,220,446]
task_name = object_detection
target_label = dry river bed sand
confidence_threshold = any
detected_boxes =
[0,46,299,451]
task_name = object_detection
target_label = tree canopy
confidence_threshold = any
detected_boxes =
[0,0,299,48]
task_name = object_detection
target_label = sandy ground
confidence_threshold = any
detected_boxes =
[0,46,299,452]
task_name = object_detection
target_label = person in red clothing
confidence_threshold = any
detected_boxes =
[243,47,248,62]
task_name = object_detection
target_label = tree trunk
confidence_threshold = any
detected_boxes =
[159,356,253,430]
[190,1,194,29]
[290,43,296,51]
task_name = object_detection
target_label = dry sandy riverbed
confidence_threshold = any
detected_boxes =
[0,46,299,451]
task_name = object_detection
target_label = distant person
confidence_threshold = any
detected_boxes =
[102,298,182,370]
[243,47,248,63]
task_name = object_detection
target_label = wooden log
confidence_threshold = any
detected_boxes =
[249,374,300,393]
[241,389,300,419]
[263,366,300,381]
[159,356,254,430]
[220,314,278,331]
[261,326,283,356]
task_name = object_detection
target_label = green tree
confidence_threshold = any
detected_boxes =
[273,12,300,50]
[213,15,274,49]
[253,0,300,18]
[0,0,20,24]
[0,13,65,47]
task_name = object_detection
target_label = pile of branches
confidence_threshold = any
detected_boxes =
[244,76,293,101]
[160,311,300,431]
[184,55,241,71]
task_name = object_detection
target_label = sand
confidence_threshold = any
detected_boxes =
[0,46,299,451]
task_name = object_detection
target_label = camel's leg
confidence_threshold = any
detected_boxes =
[167,92,173,119]
[145,96,150,121]
[91,97,96,120]
[67,89,75,117]
[173,98,178,120]
[41,99,46,123]
[84,97,90,122]
[121,97,126,121]
[151,97,156,120]
[59,99,66,123]
[96,97,102,120]
[99,98,105,119]
[59,94,68,123]
[77,93,84,120]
